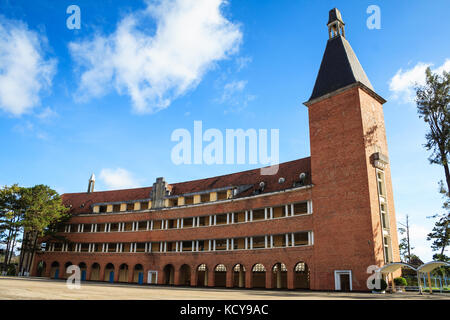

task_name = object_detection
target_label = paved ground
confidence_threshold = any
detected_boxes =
[0,276,448,300]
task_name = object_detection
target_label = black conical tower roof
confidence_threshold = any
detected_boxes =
[308,35,374,102]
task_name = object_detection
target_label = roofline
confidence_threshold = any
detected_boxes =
[76,183,314,217]
[303,81,386,107]
[62,157,311,197]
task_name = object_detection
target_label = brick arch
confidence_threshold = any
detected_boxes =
[251,263,267,289]
[271,262,288,289]
[90,262,101,281]
[162,264,175,285]
[195,263,209,287]
[178,264,191,286]
[293,260,310,290]
[103,262,115,282]
[232,263,246,288]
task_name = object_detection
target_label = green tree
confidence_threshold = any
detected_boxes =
[427,182,449,263]
[415,67,450,193]
[18,185,69,274]
[0,184,24,272]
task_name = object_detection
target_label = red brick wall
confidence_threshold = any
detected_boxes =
[308,86,399,291]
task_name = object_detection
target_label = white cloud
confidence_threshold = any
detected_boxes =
[0,16,57,116]
[236,56,252,71]
[389,59,450,104]
[217,79,256,113]
[99,168,141,190]
[70,0,242,114]
[36,106,57,120]
[220,79,247,102]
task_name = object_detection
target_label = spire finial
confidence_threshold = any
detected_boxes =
[327,8,345,39]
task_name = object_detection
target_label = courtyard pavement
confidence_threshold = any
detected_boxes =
[0,276,448,300]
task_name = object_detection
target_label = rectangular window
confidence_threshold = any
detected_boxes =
[234,238,245,250]
[66,243,75,252]
[151,242,160,252]
[198,216,207,227]
[153,220,162,230]
[137,221,146,231]
[110,223,119,232]
[217,191,227,200]
[197,240,207,251]
[53,243,63,252]
[166,242,176,252]
[215,239,227,250]
[93,243,102,252]
[200,193,210,202]
[140,202,149,210]
[252,209,265,221]
[82,224,92,233]
[99,205,107,213]
[113,204,121,212]
[107,243,117,253]
[127,203,134,211]
[136,243,146,252]
[252,236,266,249]
[216,214,227,225]
[182,241,193,252]
[183,218,193,228]
[293,202,308,215]
[235,211,245,223]
[184,196,194,205]
[123,243,131,252]
[124,222,133,231]
[167,219,176,229]
[293,232,309,246]
[272,234,286,248]
[272,206,285,218]
[80,243,89,252]
[377,171,386,197]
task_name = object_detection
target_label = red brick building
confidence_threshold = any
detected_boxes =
[30,8,400,291]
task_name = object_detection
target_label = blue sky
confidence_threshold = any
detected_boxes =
[0,0,449,261]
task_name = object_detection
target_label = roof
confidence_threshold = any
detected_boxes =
[308,35,374,102]
[63,157,311,214]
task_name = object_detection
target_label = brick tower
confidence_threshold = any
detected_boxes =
[304,8,400,291]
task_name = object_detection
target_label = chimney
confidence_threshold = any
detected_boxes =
[87,173,95,193]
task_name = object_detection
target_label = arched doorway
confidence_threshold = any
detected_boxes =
[197,264,208,287]
[233,264,246,288]
[214,264,227,287]
[90,263,101,281]
[272,263,287,289]
[294,262,310,289]
[179,264,191,286]
[50,261,59,279]
[119,264,129,282]
[252,263,266,288]
[133,264,144,284]
[37,261,46,277]
[64,262,73,279]
[104,263,115,283]
[79,262,87,281]
[163,264,175,285]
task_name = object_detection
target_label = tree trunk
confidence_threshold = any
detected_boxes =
[26,233,38,274]
[443,161,450,196]
[18,232,28,274]
[3,223,12,272]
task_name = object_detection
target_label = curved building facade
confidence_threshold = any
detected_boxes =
[30,8,400,291]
